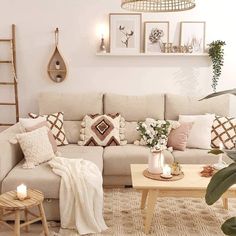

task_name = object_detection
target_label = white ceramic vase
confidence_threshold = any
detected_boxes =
[148,150,164,174]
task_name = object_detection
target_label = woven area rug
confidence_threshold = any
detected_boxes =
[46,188,236,236]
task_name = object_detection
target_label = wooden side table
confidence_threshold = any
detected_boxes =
[0,189,49,236]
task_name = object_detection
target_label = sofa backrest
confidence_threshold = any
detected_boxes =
[38,92,236,144]
[39,92,103,120]
[104,93,165,143]
[38,92,103,143]
[165,94,236,120]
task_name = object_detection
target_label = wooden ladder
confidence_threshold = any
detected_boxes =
[0,24,19,127]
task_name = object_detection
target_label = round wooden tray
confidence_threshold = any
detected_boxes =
[143,169,184,181]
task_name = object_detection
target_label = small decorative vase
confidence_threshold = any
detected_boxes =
[148,150,164,174]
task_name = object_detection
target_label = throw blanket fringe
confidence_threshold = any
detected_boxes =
[49,156,108,235]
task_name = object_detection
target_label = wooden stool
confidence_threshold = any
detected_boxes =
[0,189,49,236]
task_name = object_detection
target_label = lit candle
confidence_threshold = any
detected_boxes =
[163,165,172,176]
[17,184,27,200]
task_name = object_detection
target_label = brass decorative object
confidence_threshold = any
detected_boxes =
[121,0,195,13]
[47,28,67,83]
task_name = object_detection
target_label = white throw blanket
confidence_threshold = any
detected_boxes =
[48,156,108,235]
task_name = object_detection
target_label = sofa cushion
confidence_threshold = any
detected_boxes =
[1,161,60,199]
[172,148,232,165]
[57,145,104,172]
[104,93,165,121]
[64,121,82,144]
[125,121,140,144]
[165,94,236,120]
[38,92,103,121]
[2,145,103,199]
[103,144,174,176]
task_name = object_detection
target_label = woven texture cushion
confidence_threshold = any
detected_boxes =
[211,115,236,149]
[78,114,127,147]
[29,112,68,146]
[16,126,55,168]
[25,121,58,153]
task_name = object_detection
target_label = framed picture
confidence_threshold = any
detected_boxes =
[109,13,142,54]
[180,21,206,53]
[144,21,169,54]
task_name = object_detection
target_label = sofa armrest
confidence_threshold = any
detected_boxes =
[0,123,23,189]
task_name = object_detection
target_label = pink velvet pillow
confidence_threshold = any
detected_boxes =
[25,121,58,153]
[167,122,193,151]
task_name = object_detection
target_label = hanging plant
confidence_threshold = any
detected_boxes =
[208,40,226,92]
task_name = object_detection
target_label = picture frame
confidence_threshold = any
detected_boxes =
[109,13,142,54]
[144,21,169,54]
[180,21,206,53]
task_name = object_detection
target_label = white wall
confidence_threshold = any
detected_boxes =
[0,0,236,123]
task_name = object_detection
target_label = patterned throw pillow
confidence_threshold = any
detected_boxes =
[78,114,127,146]
[211,115,236,150]
[29,112,68,146]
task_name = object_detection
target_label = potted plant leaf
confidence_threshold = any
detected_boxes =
[208,40,226,92]
[205,163,236,235]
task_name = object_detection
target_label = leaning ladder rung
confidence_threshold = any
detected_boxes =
[0,60,12,63]
[0,123,14,126]
[0,39,11,42]
[0,102,16,105]
[0,82,14,85]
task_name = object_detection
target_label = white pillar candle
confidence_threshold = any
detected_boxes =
[163,165,171,176]
[17,184,27,200]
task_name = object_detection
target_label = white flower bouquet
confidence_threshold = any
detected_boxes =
[136,119,171,151]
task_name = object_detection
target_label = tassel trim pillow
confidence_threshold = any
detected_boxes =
[78,113,127,146]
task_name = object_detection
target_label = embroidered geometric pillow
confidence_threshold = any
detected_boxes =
[29,112,68,146]
[78,114,127,147]
[211,115,236,150]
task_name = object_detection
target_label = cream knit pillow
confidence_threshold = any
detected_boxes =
[16,126,55,168]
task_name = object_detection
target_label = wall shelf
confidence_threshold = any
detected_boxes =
[96,53,209,57]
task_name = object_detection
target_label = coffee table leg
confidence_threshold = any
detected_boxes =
[141,190,149,209]
[38,203,50,236]
[222,198,228,210]
[144,190,158,234]
[14,210,20,236]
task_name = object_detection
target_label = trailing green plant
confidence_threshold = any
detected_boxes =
[205,163,236,235]
[208,40,226,92]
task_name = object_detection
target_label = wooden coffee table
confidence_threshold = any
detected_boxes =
[0,189,49,236]
[131,164,236,234]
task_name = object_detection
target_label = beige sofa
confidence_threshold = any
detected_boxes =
[1,92,236,220]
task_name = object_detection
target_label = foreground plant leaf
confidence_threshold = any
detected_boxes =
[205,163,236,205]
[222,217,236,235]
[208,149,224,155]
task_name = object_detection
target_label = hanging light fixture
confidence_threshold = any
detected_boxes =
[121,0,196,12]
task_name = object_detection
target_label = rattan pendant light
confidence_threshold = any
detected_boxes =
[121,0,195,12]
